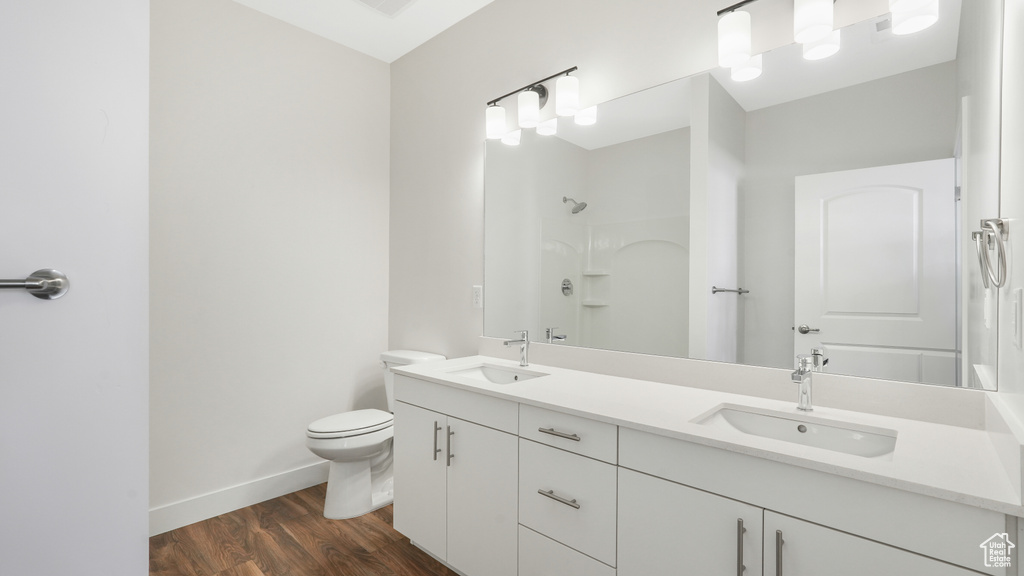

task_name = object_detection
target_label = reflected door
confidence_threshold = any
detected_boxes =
[793,159,957,385]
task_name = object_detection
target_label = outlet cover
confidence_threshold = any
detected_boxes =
[472,285,483,309]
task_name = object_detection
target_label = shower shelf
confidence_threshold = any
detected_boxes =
[582,270,611,277]
[581,300,609,307]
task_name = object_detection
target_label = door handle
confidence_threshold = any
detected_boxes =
[795,324,820,334]
[432,421,442,461]
[446,425,454,467]
[737,518,746,575]
[776,530,784,576]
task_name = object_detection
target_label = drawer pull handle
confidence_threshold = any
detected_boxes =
[447,425,454,467]
[538,427,581,441]
[432,421,442,461]
[537,489,581,509]
[776,530,784,576]
[737,518,746,575]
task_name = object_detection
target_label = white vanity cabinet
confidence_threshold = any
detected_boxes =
[619,427,1007,576]
[618,467,764,576]
[392,375,519,576]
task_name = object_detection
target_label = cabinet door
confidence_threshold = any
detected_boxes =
[618,468,763,576]
[764,511,980,576]
[446,417,518,576]
[393,401,447,560]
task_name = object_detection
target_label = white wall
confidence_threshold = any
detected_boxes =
[150,0,390,533]
[0,1,150,574]
[739,62,958,369]
[390,0,893,357]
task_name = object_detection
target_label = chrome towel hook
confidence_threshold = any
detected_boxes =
[0,269,70,300]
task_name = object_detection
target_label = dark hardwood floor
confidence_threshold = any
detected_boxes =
[150,483,458,576]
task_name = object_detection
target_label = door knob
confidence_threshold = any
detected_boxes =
[796,324,820,334]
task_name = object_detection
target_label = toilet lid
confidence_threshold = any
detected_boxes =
[307,409,393,439]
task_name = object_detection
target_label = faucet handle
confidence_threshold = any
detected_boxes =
[810,348,829,370]
[514,329,529,340]
[796,354,814,370]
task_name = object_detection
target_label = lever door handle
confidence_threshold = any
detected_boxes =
[796,324,820,334]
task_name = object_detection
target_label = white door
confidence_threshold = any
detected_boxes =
[618,468,764,576]
[392,402,448,559]
[764,512,981,576]
[794,159,957,385]
[446,418,519,576]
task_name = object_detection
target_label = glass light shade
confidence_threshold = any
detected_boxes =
[794,0,833,44]
[892,0,938,35]
[730,54,762,82]
[803,29,840,60]
[518,90,540,128]
[501,129,521,146]
[536,118,558,136]
[718,10,751,68]
[889,0,932,12]
[486,105,506,140]
[556,75,580,117]
[574,106,597,126]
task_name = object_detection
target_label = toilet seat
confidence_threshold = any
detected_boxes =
[307,408,393,439]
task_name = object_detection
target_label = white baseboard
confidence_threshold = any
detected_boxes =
[149,461,329,536]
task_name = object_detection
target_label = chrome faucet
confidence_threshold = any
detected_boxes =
[791,348,828,411]
[545,327,567,344]
[504,330,530,366]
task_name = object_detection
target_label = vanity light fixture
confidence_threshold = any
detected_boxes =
[890,0,938,35]
[717,8,752,68]
[486,104,506,140]
[555,74,580,117]
[731,53,763,81]
[803,28,840,60]
[794,0,834,44]
[574,106,598,126]
[486,66,584,145]
[517,86,543,129]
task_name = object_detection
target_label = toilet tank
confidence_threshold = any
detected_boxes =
[380,350,446,411]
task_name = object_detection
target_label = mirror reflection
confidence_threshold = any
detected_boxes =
[485,0,1002,390]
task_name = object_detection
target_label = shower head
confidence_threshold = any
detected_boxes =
[562,196,588,214]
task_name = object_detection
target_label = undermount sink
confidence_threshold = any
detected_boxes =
[447,364,548,385]
[695,404,897,459]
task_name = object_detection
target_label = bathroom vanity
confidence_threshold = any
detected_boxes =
[392,356,1022,576]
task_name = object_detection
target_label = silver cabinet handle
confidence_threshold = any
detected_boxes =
[776,530,784,576]
[737,518,746,575]
[537,489,580,509]
[446,425,454,467]
[538,427,581,442]
[432,421,442,461]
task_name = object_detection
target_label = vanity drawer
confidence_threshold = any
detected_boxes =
[519,525,616,576]
[519,439,617,567]
[519,404,617,464]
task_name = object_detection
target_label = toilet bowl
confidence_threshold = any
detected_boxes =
[305,350,445,520]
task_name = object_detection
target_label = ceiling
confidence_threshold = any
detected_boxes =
[232,0,495,63]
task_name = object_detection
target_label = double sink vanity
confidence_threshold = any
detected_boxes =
[391,353,1023,576]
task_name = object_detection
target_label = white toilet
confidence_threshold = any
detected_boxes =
[305,350,445,519]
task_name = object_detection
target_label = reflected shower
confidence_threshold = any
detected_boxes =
[562,196,588,214]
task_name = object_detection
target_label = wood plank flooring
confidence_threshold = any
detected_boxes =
[150,484,458,576]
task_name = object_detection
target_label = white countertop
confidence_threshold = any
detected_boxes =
[395,355,1024,517]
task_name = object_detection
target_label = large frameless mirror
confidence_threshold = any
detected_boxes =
[485,0,1003,390]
